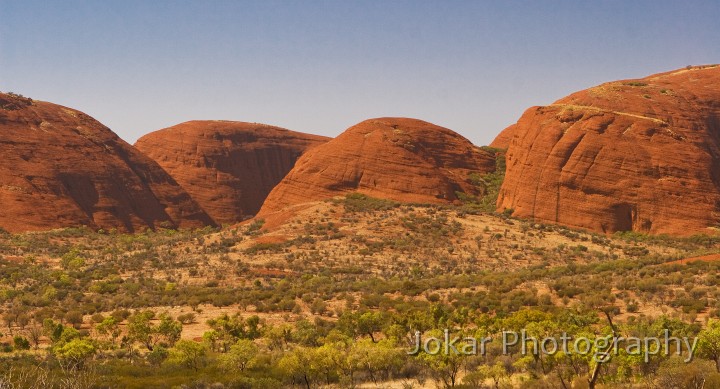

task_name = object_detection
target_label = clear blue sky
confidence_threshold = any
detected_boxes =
[1,1,718,145]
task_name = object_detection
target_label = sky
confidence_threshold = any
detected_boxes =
[1,1,719,146]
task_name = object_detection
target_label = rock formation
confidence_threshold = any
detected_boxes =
[0,93,214,233]
[135,121,329,225]
[496,65,720,235]
[489,124,516,149]
[259,117,496,215]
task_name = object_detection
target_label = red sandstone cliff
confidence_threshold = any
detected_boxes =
[135,121,329,225]
[0,93,214,233]
[496,65,720,235]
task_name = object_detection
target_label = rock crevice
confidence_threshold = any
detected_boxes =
[135,121,329,225]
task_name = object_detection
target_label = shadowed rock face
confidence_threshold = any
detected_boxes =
[135,121,329,225]
[0,93,214,233]
[496,65,720,236]
[259,117,497,215]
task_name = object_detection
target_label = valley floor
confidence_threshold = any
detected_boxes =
[1,195,720,388]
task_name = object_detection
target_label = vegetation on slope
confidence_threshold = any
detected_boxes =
[1,196,720,387]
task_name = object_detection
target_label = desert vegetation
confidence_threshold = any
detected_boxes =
[1,195,720,388]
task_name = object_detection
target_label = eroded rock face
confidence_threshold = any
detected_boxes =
[259,117,496,214]
[0,93,214,233]
[135,121,329,225]
[497,65,720,235]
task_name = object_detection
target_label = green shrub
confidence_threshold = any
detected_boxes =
[458,152,506,213]
[338,193,399,212]
[147,345,170,366]
[624,81,648,87]
[12,336,30,351]
[245,219,265,236]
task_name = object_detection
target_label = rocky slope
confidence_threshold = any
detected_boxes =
[259,117,496,215]
[0,93,214,233]
[496,65,720,235]
[135,121,329,225]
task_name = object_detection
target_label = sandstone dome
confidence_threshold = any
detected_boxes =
[259,117,497,215]
[496,65,720,235]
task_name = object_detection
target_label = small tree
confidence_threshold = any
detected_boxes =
[54,338,96,370]
[127,311,156,350]
[219,339,258,372]
[698,319,720,372]
[418,330,467,388]
[352,339,404,385]
[27,322,43,350]
[467,362,508,389]
[64,311,84,329]
[278,347,319,389]
[147,346,170,367]
[357,312,384,342]
[155,313,182,347]
[169,340,207,371]
[127,311,182,351]
[95,316,121,347]
[13,336,30,351]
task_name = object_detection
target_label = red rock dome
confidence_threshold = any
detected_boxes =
[135,121,329,225]
[496,65,720,235]
[259,117,496,215]
[0,93,214,233]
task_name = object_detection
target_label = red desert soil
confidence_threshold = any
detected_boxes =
[667,253,720,265]
[496,65,720,236]
[258,117,497,215]
[253,235,289,244]
[0,93,214,233]
[135,121,329,225]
